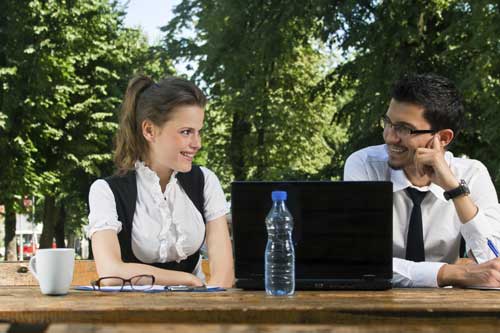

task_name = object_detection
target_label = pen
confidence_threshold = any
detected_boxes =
[487,238,499,258]
[164,285,225,292]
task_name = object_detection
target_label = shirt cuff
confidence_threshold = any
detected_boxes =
[85,223,122,239]
[410,261,446,287]
[461,210,495,263]
[393,258,445,288]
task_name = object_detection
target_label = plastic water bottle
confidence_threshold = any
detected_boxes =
[265,191,295,296]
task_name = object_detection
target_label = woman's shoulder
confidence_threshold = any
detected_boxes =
[199,165,215,177]
[89,178,114,199]
[90,178,110,190]
[198,166,223,184]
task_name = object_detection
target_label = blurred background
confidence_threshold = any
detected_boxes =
[1,0,499,260]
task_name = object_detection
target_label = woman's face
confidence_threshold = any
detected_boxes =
[144,104,204,174]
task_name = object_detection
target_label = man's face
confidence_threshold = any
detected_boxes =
[383,99,435,171]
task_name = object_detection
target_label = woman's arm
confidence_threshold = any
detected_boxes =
[91,230,204,286]
[205,215,235,288]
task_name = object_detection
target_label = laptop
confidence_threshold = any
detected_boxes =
[231,181,393,290]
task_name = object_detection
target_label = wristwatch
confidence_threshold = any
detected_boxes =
[443,179,470,200]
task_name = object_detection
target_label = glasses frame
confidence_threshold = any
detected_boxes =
[381,115,436,137]
[91,274,155,291]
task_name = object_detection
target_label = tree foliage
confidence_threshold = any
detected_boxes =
[165,0,346,187]
[0,0,174,253]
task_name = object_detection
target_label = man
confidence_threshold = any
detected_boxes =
[344,73,500,287]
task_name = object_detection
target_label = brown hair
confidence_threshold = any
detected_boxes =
[114,75,207,174]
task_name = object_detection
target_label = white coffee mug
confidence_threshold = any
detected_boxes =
[29,248,75,295]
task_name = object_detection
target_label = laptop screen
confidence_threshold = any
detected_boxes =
[231,181,393,281]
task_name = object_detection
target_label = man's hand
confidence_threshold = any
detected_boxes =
[454,257,476,265]
[414,134,479,223]
[438,258,500,287]
[414,135,459,191]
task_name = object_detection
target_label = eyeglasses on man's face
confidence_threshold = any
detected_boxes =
[380,115,436,138]
[91,274,155,291]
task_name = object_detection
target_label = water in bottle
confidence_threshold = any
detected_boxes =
[265,190,295,296]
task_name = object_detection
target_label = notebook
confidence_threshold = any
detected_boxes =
[231,181,393,290]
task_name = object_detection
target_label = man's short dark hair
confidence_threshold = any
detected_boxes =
[391,73,464,136]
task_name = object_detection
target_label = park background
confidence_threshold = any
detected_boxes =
[1,0,499,260]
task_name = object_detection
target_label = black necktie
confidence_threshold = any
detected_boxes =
[405,187,428,262]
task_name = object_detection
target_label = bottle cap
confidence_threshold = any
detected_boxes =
[271,191,287,201]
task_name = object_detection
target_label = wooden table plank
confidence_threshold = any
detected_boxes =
[45,323,500,333]
[0,261,97,287]
[0,260,210,287]
[1,287,500,325]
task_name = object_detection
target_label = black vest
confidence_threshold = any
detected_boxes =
[104,165,206,273]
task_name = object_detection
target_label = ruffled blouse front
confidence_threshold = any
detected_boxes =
[86,162,229,265]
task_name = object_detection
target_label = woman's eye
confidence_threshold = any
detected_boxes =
[181,130,191,136]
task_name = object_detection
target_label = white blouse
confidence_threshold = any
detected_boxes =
[86,162,229,267]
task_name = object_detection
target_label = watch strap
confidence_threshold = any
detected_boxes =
[443,179,470,200]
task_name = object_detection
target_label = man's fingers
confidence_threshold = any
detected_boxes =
[470,259,500,288]
[424,134,442,150]
[483,269,500,287]
[415,149,437,165]
[425,136,434,149]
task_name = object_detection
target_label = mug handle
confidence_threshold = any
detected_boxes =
[28,256,39,281]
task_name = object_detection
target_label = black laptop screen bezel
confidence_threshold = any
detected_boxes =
[231,181,393,282]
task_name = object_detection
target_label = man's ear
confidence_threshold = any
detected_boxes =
[437,129,454,147]
[142,120,156,143]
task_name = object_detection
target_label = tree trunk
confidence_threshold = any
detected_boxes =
[255,115,266,180]
[4,201,17,261]
[39,195,59,248]
[54,202,65,247]
[67,233,75,249]
[230,112,251,180]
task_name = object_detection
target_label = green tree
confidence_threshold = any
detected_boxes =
[0,0,175,254]
[1,0,44,259]
[165,0,345,188]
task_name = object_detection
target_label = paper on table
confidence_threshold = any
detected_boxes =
[74,285,167,292]
[464,286,500,290]
[73,285,225,292]
[164,285,225,292]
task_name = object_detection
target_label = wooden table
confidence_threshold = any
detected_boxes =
[1,287,500,332]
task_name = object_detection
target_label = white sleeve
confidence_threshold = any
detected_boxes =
[201,167,230,222]
[460,162,500,263]
[392,257,446,288]
[343,151,370,181]
[85,179,122,238]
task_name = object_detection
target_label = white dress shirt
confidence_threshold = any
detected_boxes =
[344,144,500,287]
[86,162,229,278]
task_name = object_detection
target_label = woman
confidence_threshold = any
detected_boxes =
[87,75,234,288]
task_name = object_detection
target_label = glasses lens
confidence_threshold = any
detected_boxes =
[94,277,126,291]
[393,125,412,137]
[130,275,154,290]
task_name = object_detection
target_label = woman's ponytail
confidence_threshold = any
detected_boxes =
[114,75,154,174]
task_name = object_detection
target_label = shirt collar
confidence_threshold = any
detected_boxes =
[134,161,178,187]
[389,150,454,202]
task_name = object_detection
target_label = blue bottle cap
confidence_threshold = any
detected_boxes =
[271,191,287,201]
